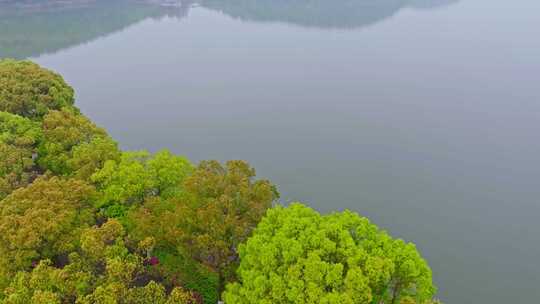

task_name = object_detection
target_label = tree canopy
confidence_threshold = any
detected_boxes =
[223,204,436,304]
[0,60,75,119]
[2,219,196,304]
[38,108,120,178]
[91,150,192,219]
[0,111,42,199]
[126,160,279,297]
[0,177,95,291]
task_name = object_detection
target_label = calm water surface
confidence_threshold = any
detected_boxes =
[2,0,539,303]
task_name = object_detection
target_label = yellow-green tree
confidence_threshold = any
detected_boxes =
[223,204,436,304]
[37,109,120,178]
[2,220,197,303]
[0,60,75,120]
[127,160,278,295]
[91,150,192,217]
[0,111,42,199]
[0,177,95,279]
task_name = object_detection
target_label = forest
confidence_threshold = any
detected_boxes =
[0,59,440,303]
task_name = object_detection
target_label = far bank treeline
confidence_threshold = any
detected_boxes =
[0,59,441,304]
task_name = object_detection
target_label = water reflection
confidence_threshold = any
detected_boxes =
[199,0,458,29]
[0,0,186,59]
[408,0,459,10]
[0,0,459,59]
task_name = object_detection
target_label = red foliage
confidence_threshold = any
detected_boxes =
[190,291,204,304]
[143,256,160,266]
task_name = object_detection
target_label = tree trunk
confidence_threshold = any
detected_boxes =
[390,281,401,304]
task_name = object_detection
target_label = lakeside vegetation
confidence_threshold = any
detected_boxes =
[0,59,440,303]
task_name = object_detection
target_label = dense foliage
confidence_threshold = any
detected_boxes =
[0,60,440,303]
[0,111,41,199]
[223,204,436,304]
[0,60,74,119]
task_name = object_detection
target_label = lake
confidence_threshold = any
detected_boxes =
[1,0,539,303]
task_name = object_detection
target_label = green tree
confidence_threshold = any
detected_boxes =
[91,150,192,213]
[37,109,119,178]
[0,111,42,199]
[0,112,41,145]
[91,151,153,209]
[181,160,278,291]
[223,204,436,304]
[166,287,194,304]
[1,219,197,303]
[0,177,95,278]
[125,281,167,304]
[2,259,75,304]
[76,219,142,303]
[68,136,121,181]
[126,160,277,296]
[146,150,193,198]
[0,60,75,120]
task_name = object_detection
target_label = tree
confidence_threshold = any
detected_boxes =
[146,150,193,199]
[0,111,42,199]
[0,60,75,120]
[0,112,41,145]
[2,259,75,304]
[326,210,436,304]
[181,160,278,291]
[91,150,192,214]
[78,220,200,304]
[125,281,167,304]
[91,151,153,211]
[126,160,278,295]
[37,109,119,178]
[2,218,199,303]
[166,287,195,304]
[126,196,220,304]
[68,135,121,181]
[77,219,146,303]
[223,204,436,304]
[0,177,95,277]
